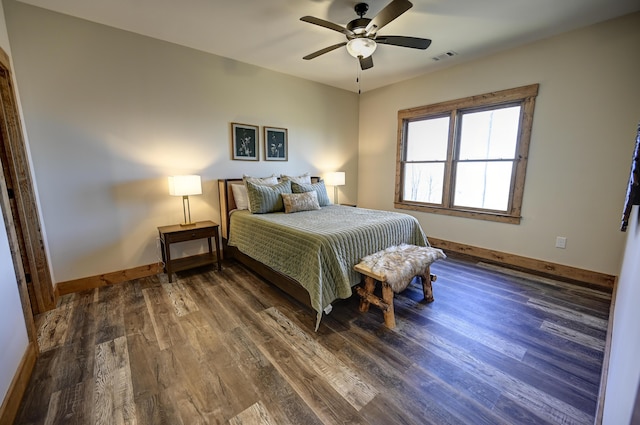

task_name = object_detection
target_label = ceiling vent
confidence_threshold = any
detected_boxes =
[432,51,458,61]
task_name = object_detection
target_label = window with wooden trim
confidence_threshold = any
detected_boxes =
[395,84,539,224]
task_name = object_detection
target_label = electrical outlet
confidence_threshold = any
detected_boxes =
[555,236,567,249]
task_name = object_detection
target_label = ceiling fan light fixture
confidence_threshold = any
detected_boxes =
[346,38,377,58]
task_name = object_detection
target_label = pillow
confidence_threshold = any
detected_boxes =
[242,174,278,210]
[231,184,249,210]
[281,172,311,185]
[291,181,332,206]
[246,179,292,214]
[243,174,278,186]
[282,191,321,214]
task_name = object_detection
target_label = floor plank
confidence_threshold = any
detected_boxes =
[15,256,609,425]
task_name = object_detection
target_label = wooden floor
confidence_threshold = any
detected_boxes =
[15,256,610,425]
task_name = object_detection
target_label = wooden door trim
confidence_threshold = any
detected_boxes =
[0,49,56,314]
[0,46,40,424]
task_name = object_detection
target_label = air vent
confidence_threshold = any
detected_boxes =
[432,51,458,61]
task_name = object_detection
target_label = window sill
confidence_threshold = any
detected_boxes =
[394,202,521,224]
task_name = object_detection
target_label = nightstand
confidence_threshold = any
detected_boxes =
[158,220,221,282]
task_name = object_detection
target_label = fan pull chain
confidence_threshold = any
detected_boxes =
[356,61,362,95]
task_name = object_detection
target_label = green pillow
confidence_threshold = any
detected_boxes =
[291,181,331,206]
[246,179,292,213]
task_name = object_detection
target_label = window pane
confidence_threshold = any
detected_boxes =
[453,161,513,211]
[459,106,520,160]
[403,163,444,204]
[406,117,450,161]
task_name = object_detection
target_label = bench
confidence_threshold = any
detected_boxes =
[354,244,446,329]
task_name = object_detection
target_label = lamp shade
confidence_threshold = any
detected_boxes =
[346,38,377,58]
[168,175,202,196]
[325,171,345,187]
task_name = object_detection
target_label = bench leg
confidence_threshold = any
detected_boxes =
[359,276,376,312]
[381,282,396,329]
[421,266,435,303]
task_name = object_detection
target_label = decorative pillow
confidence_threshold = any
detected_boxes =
[242,174,278,210]
[282,191,321,214]
[291,181,332,206]
[281,172,311,185]
[246,179,292,214]
[231,184,249,210]
[243,174,278,186]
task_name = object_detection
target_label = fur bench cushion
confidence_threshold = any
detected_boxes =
[360,244,447,292]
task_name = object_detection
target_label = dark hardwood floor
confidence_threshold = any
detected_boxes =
[15,256,610,425]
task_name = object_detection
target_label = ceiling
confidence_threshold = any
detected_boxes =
[15,0,640,93]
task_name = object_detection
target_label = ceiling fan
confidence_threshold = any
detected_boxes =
[300,0,431,70]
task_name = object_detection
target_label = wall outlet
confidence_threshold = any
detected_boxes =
[555,236,567,249]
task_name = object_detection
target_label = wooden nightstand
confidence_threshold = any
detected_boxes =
[158,220,221,282]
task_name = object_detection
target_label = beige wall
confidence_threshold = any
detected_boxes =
[4,1,359,282]
[358,13,640,276]
[0,0,29,406]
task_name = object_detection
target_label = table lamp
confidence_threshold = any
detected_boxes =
[168,175,202,226]
[325,171,345,204]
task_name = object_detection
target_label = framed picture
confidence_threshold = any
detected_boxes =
[231,123,259,161]
[264,126,288,161]
[621,122,640,231]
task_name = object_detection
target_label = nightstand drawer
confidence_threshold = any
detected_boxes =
[165,227,215,243]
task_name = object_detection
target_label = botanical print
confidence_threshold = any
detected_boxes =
[232,123,259,161]
[264,127,287,161]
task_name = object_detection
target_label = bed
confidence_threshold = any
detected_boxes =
[218,177,429,328]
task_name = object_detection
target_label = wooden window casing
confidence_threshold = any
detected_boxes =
[395,84,539,224]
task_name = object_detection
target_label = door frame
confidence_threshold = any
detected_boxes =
[0,47,56,316]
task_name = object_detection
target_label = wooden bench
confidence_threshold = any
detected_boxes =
[354,245,444,329]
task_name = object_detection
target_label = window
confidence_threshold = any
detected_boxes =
[395,84,538,224]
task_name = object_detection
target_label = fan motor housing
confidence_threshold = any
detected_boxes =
[347,18,371,35]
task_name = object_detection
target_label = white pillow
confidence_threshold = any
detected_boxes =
[231,184,249,210]
[243,174,278,186]
[281,172,311,185]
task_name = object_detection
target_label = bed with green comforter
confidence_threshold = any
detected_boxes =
[227,204,428,329]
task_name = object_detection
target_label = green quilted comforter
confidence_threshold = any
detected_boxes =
[228,205,428,328]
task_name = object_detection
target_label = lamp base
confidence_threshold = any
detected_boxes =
[180,196,196,227]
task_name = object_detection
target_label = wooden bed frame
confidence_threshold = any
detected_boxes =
[217,177,323,309]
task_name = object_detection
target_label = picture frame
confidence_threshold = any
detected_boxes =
[231,123,259,161]
[264,126,288,161]
[621,122,640,231]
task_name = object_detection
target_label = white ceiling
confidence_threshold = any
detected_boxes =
[16,0,640,93]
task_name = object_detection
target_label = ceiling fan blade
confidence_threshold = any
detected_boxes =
[376,36,432,50]
[303,42,347,60]
[300,16,354,36]
[365,0,413,35]
[359,55,374,70]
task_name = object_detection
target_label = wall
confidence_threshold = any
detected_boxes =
[602,204,640,424]
[358,13,640,276]
[0,0,29,407]
[0,209,27,406]
[3,1,359,283]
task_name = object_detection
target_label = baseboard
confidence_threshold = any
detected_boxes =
[57,263,163,295]
[0,341,37,425]
[428,237,616,290]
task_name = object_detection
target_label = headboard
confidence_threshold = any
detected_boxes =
[217,177,321,240]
